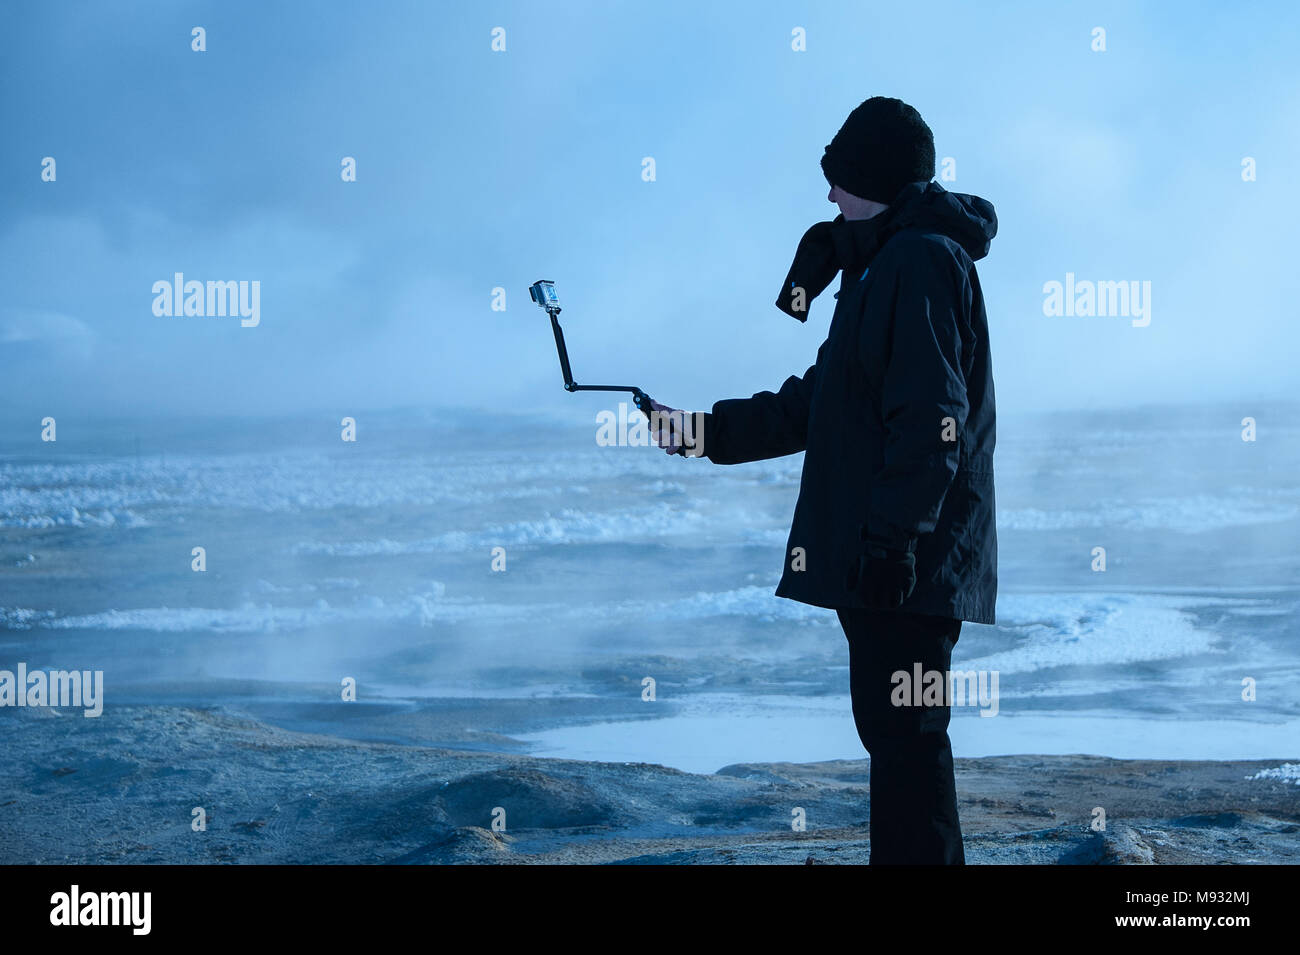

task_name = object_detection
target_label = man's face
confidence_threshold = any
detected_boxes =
[828,183,887,221]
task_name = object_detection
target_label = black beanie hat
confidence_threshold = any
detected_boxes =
[820,97,935,204]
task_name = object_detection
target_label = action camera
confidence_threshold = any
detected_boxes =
[529,280,560,313]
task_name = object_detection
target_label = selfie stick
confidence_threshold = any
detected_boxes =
[530,280,655,419]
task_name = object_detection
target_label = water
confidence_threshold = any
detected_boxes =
[1,403,1297,771]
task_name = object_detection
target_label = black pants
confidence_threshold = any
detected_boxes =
[837,607,965,865]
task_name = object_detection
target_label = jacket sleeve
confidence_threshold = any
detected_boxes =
[865,241,970,547]
[702,360,819,465]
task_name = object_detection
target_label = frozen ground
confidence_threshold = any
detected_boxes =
[1,703,1297,865]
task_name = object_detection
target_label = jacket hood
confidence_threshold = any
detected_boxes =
[883,180,997,261]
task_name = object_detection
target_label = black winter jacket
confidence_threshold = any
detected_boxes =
[703,181,998,624]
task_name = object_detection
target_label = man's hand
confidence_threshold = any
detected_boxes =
[846,532,918,609]
[648,399,692,456]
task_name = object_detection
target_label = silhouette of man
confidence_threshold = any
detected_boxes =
[651,96,998,865]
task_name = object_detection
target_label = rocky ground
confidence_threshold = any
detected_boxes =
[2,704,1297,864]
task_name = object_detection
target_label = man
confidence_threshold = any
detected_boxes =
[651,97,997,865]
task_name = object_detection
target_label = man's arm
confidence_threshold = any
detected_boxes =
[863,241,970,548]
[701,360,820,465]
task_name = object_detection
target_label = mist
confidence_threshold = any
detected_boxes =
[3,1,1298,422]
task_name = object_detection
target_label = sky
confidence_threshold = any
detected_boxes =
[2,0,1298,423]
